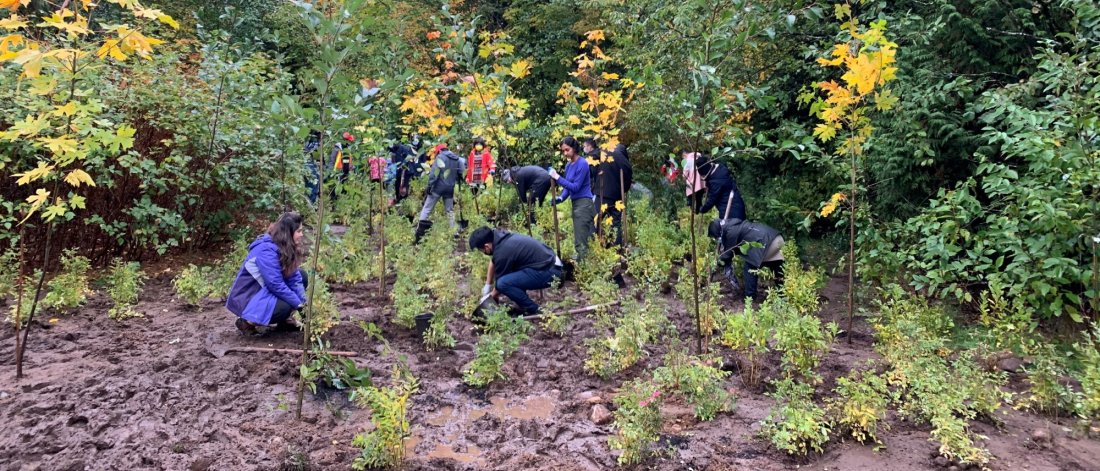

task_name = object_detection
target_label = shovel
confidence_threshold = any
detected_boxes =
[204,333,357,358]
[522,301,620,321]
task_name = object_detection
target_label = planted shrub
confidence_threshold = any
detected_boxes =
[172,264,217,306]
[609,379,664,466]
[762,378,830,456]
[103,260,146,320]
[44,249,92,312]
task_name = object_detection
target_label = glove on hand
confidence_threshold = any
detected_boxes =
[481,284,492,297]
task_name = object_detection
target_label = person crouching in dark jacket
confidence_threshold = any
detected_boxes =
[469,227,563,316]
[708,218,785,300]
[226,212,309,335]
[504,165,551,224]
[684,152,746,221]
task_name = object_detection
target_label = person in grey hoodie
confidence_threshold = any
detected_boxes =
[416,143,466,242]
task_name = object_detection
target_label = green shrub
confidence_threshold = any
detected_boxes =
[463,310,531,387]
[609,379,664,466]
[43,249,92,312]
[762,378,830,456]
[173,264,217,306]
[652,348,734,421]
[828,365,890,445]
[103,261,146,320]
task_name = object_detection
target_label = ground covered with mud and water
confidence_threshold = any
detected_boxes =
[3,256,1100,471]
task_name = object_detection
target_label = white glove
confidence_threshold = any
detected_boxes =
[720,219,728,226]
[548,168,560,180]
[482,283,492,296]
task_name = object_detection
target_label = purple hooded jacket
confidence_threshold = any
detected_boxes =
[225,235,306,325]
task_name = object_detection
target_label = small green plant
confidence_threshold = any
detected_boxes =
[609,379,664,466]
[540,311,570,336]
[423,313,456,350]
[306,275,341,341]
[463,310,531,387]
[43,249,92,312]
[772,303,838,382]
[828,364,890,446]
[584,296,671,378]
[103,260,145,320]
[172,264,217,306]
[302,341,373,393]
[351,366,419,470]
[1076,324,1100,420]
[718,301,771,387]
[1019,344,1076,417]
[652,347,734,421]
[761,378,831,456]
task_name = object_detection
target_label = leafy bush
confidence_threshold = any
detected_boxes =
[1077,325,1100,420]
[351,367,419,470]
[828,365,890,445]
[762,378,831,456]
[583,296,671,378]
[103,261,146,320]
[173,264,217,306]
[609,379,664,466]
[43,249,92,312]
[718,300,771,387]
[652,348,734,421]
[463,310,531,387]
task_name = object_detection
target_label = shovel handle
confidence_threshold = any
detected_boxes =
[522,301,621,321]
[225,347,358,357]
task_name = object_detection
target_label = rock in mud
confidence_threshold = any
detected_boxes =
[997,356,1023,373]
[1031,427,1052,445]
[933,456,949,468]
[590,405,612,425]
[190,456,215,471]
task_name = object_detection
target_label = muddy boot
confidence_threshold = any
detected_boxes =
[413,219,433,244]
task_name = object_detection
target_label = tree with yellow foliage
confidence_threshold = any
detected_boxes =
[1,0,177,378]
[801,1,898,339]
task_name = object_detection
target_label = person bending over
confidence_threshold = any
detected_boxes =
[226,212,309,335]
[503,165,551,224]
[709,218,785,300]
[470,226,563,316]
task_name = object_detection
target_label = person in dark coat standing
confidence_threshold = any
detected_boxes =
[683,152,746,221]
[588,139,632,247]
[708,218,785,299]
[389,139,418,203]
[470,227,563,316]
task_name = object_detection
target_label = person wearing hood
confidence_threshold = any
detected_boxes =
[550,137,596,260]
[683,151,746,221]
[469,226,563,316]
[389,137,418,203]
[416,143,466,242]
[708,218,785,300]
[226,212,309,335]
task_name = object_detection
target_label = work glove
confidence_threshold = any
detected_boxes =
[723,266,740,291]
[548,168,560,180]
[551,196,564,206]
[481,283,492,296]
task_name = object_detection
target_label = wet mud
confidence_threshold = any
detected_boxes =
[2,265,1099,470]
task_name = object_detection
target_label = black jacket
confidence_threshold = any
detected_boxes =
[511,166,551,203]
[691,157,745,220]
[594,144,633,203]
[492,230,557,277]
[711,219,780,268]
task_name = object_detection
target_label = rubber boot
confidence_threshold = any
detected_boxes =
[414,219,433,245]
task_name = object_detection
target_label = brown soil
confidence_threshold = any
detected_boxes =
[2,262,1099,471]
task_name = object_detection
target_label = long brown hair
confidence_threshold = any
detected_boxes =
[267,212,304,277]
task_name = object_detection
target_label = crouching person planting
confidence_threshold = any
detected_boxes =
[709,218,785,301]
[226,212,309,335]
[469,226,563,316]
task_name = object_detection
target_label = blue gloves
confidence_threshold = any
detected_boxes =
[551,196,565,206]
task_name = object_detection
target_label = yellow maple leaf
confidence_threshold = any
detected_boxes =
[118,27,164,59]
[615,200,625,212]
[51,101,78,117]
[566,115,581,125]
[14,161,54,185]
[585,30,605,43]
[63,169,95,187]
[820,192,846,217]
[96,38,127,61]
[601,72,619,81]
[813,122,839,142]
[23,187,49,216]
[509,58,531,79]
[38,9,90,37]
[38,135,79,156]
[0,14,27,29]
[11,46,43,77]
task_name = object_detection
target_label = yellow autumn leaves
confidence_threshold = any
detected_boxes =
[557,30,643,153]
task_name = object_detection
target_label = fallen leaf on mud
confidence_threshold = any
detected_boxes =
[48,318,59,324]
[168,338,180,345]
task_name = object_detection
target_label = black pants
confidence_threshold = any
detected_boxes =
[271,271,309,325]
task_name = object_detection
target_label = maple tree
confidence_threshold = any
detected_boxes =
[802,1,898,339]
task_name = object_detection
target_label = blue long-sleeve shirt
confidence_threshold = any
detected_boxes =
[556,157,594,201]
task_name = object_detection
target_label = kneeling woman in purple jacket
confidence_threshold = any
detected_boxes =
[226,212,309,335]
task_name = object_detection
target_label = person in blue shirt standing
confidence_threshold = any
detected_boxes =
[550,137,596,260]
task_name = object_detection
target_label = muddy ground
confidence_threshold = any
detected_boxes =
[2,257,1100,471]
